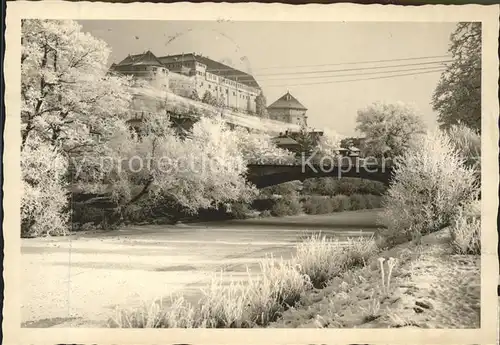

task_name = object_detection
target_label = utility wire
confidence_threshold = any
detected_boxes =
[254,54,451,70]
[112,56,452,77]
[265,68,445,88]
[257,65,449,82]
[255,60,452,77]
[112,60,451,86]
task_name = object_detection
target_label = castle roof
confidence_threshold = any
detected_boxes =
[113,51,165,69]
[268,92,307,111]
[158,53,260,89]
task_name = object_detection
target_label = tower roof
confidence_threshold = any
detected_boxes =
[267,92,307,111]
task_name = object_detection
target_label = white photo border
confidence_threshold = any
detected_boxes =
[3,2,499,344]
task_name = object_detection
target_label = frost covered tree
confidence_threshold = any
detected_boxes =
[234,127,296,165]
[446,123,481,182]
[201,91,218,107]
[316,128,343,157]
[21,19,133,152]
[379,130,479,248]
[255,92,268,118]
[21,135,69,237]
[355,101,426,159]
[20,19,133,236]
[98,117,258,218]
[174,118,257,210]
[432,22,481,131]
[294,125,317,156]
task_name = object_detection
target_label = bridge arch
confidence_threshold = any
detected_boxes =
[246,164,393,189]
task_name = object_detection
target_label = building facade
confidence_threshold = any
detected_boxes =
[267,92,308,126]
[110,52,312,131]
[111,51,261,114]
[158,53,261,114]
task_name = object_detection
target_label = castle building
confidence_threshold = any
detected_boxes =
[109,51,169,90]
[267,92,308,126]
[111,51,261,114]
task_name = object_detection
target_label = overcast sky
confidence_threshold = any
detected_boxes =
[79,20,457,136]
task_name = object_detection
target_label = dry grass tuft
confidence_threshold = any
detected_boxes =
[359,290,382,322]
[449,200,481,255]
[247,256,312,325]
[294,233,378,288]
[109,296,198,328]
[110,233,378,328]
[110,255,312,328]
[198,272,250,328]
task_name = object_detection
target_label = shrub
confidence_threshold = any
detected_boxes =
[72,203,109,225]
[349,194,368,210]
[356,179,388,196]
[301,197,316,215]
[317,198,335,214]
[364,194,382,209]
[449,199,481,255]
[447,123,481,174]
[332,195,351,212]
[229,202,253,219]
[336,178,358,196]
[260,210,272,218]
[251,197,278,211]
[302,179,319,194]
[121,204,149,224]
[261,181,302,197]
[328,195,341,212]
[316,177,337,196]
[302,195,381,215]
[303,177,387,197]
[379,130,479,248]
[119,196,188,225]
[294,233,377,288]
[271,197,303,217]
[302,196,334,215]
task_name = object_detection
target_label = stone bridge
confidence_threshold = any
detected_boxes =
[73,159,393,207]
[246,160,393,188]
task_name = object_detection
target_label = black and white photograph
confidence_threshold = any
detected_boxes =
[3,2,499,344]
